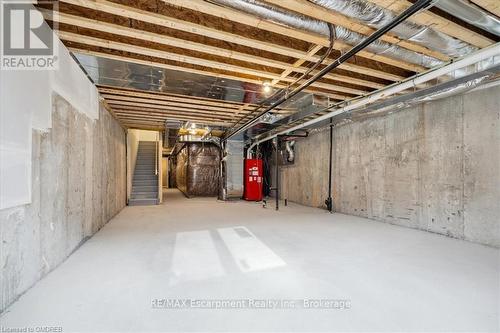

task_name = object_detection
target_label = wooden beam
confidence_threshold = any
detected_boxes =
[57,0,407,81]
[68,46,345,101]
[115,106,234,122]
[101,91,295,114]
[263,0,450,62]
[113,108,232,118]
[122,124,165,130]
[115,113,232,127]
[363,0,494,48]
[98,85,261,108]
[119,118,226,127]
[470,0,500,17]
[162,0,427,72]
[108,102,293,118]
[106,101,240,119]
[102,94,258,114]
[58,31,359,97]
[50,10,385,89]
[99,87,254,111]
[69,47,346,101]
[42,9,291,70]
[58,31,278,79]
[271,44,322,86]
[115,112,231,123]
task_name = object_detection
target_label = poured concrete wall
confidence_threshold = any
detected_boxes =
[0,94,126,312]
[0,12,99,210]
[280,84,500,247]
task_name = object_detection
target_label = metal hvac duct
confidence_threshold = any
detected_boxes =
[433,0,500,37]
[225,0,435,140]
[246,43,500,153]
[309,0,478,58]
[210,0,443,68]
[220,140,245,200]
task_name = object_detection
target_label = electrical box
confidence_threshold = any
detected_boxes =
[244,159,263,201]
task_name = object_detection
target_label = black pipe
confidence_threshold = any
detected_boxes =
[275,136,279,211]
[278,132,309,139]
[325,119,333,213]
[226,24,335,135]
[225,0,433,141]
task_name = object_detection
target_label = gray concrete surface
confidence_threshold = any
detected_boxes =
[280,84,500,247]
[0,189,497,331]
[0,94,127,312]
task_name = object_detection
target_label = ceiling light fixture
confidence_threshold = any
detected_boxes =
[262,81,272,94]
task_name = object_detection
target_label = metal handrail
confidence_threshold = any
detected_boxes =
[155,137,158,176]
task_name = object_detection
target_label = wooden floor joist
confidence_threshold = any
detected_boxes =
[40,0,494,131]
[48,9,386,89]
[98,87,271,111]
[106,101,249,119]
[57,0,408,81]
[59,31,362,97]
[163,0,427,72]
[115,110,234,122]
[107,101,294,118]
[68,47,348,101]
[271,44,323,87]
[262,0,450,62]
[101,95,263,115]
[115,114,232,127]
[112,108,236,121]
[470,0,500,17]
[364,0,494,48]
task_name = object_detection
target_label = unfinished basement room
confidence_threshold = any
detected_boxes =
[0,0,499,332]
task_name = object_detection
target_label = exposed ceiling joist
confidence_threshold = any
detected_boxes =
[470,0,500,17]
[59,31,362,97]
[51,10,387,89]
[98,87,273,111]
[116,114,232,127]
[68,47,348,101]
[43,0,495,132]
[57,0,408,81]
[104,99,253,117]
[106,100,292,117]
[162,0,427,72]
[263,0,450,62]
[116,111,233,122]
[271,44,323,87]
[112,108,237,121]
[48,9,386,89]
[364,0,495,48]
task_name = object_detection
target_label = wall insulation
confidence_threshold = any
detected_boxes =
[175,143,220,197]
[0,94,127,313]
[278,84,500,247]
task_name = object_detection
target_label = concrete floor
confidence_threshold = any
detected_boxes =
[1,189,498,332]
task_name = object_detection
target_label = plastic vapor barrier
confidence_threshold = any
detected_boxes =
[175,143,220,197]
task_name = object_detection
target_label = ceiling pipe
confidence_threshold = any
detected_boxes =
[227,23,335,133]
[246,42,500,158]
[225,0,434,142]
[211,0,443,67]
[310,0,477,58]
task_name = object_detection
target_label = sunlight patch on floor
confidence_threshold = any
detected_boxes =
[218,226,286,272]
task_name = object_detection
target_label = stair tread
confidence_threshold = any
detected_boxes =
[133,143,160,194]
